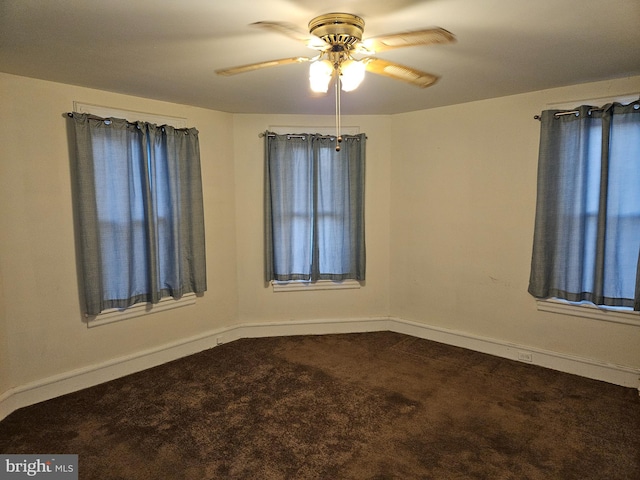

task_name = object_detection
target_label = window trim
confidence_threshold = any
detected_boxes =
[73,102,187,127]
[545,93,639,111]
[271,279,361,292]
[536,298,640,326]
[268,125,359,135]
[87,293,197,328]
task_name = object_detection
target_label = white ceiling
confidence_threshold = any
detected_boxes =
[1,0,638,115]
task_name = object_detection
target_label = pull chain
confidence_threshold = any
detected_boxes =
[335,72,342,152]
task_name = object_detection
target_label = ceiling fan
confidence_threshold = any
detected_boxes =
[216,13,455,149]
[216,12,456,92]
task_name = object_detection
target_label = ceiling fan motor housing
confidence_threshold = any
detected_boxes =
[309,13,365,48]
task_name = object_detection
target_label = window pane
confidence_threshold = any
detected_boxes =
[91,126,150,299]
[269,139,313,278]
[602,115,640,302]
[317,144,351,274]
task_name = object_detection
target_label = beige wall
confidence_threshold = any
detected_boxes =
[390,76,640,368]
[232,114,392,323]
[0,260,8,395]
[0,73,239,393]
[1,71,639,405]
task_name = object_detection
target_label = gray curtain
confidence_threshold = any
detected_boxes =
[70,113,206,315]
[264,132,366,282]
[529,101,640,310]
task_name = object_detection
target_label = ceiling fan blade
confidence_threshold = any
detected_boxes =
[251,21,327,50]
[216,57,312,76]
[363,58,439,88]
[358,27,455,53]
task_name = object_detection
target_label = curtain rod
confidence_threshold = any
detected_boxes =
[259,133,306,139]
[533,100,640,120]
[66,112,193,132]
[533,107,605,121]
[258,132,365,140]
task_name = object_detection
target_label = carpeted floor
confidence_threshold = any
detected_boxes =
[0,331,638,479]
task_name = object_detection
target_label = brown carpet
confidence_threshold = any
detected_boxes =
[0,331,638,479]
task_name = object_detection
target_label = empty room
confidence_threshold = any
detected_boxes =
[1,0,639,478]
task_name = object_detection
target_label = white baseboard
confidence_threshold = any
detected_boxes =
[0,327,233,422]
[1,316,638,421]
[386,317,640,390]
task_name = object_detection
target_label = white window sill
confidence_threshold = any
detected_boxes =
[536,298,640,326]
[87,293,197,328]
[271,279,361,292]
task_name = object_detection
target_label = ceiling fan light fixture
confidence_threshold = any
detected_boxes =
[340,59,365,92]
[309,59,334,93]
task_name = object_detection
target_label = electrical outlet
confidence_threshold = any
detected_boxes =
[518,351,533,363]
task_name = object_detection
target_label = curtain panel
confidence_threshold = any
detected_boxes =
[264,132,366,282]
[70,113,207,316]
[528,101,640,310]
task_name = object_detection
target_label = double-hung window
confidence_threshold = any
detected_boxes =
[529,100,640,311]
[264,132,366,285]
[70,112,207,317]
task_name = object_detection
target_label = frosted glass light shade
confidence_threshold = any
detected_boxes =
[340,59,365,92]
[309,60,334,93]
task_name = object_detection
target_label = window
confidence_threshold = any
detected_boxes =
[264,132,366,285]
[69,110,207,317]
[529,100,640,312]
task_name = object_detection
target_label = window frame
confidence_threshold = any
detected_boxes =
[532,94,640,321]
[73,102,198,326]
[265,125,364,291]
